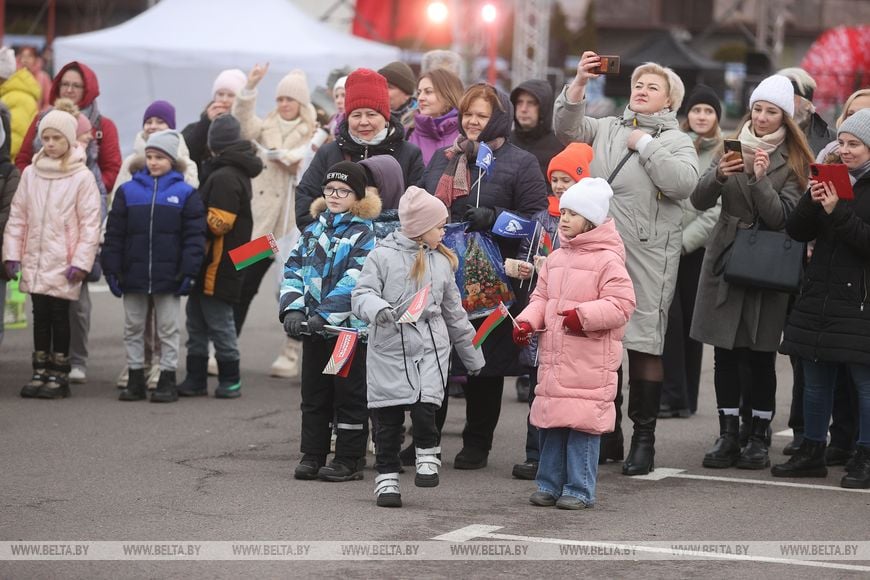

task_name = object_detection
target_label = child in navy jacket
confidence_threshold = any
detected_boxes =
[102,130,205,402]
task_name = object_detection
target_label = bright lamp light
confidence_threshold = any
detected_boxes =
[481,3,497,23]
[427,1,448,23]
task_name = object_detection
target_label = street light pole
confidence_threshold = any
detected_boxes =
[482,2,497,85]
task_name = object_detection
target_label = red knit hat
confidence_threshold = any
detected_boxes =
[344,68,391,121]
[547,142,594,182]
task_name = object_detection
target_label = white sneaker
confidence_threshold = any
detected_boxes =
[374,473,401,507]
[207,356,218,376]
[270,339,301,378]
[69,366,87,384]
[415,446,441,488]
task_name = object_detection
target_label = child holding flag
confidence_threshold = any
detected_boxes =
[352,186,484,508]
[102,130,205,403]
[281,161,381,483]
[507,142,594,480]
[513,177,635,509]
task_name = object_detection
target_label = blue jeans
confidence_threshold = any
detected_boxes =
[536,427,600,505]
[802,360,870,446]
[185,293,239,362]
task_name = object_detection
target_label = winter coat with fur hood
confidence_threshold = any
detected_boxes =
[233,88,317,239]
[352,231,485,408]
[2,144,101,300]
[280,190,380,334]
[518,219,636,434]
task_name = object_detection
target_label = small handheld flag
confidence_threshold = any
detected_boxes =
[475,142,494,177]
[323,329,359,378]
[229,234,279,270]
[538,231,554,256]
[472,301,511,348]
[492,211,537,239]
[397,285,431,324]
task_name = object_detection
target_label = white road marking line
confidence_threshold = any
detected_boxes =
[89,284,110,294]
[433,526,870,572]
[775,428,794,438]
[630,467,870,493]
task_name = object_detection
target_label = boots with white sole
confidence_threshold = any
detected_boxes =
[415,446,441,487]
[270,337,301,378]
[374,473,401,507]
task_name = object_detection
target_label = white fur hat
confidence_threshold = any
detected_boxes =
[750,74,795,118]
[559,177,613,226]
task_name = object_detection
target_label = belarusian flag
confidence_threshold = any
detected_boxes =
[472,301,510,348]
[229,234,279,270]
[538,231,553,256]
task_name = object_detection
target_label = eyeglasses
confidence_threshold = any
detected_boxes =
[60,82,84,90]
[323,186,354,198]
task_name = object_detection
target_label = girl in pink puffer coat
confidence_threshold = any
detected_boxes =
[3,109,101,399]
[514,177,636,510]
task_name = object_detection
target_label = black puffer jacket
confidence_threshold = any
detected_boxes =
[510,79,562,181]
[781,173,870,365]
[419,86,548,376]
[295,117,424,229]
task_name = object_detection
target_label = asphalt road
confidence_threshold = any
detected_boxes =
[1,272,868,579]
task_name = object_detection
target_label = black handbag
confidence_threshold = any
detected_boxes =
[718,223,805,294]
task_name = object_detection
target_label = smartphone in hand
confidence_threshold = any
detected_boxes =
[591,55,620,75]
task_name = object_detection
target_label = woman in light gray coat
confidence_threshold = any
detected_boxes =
[554,53,699,476]
[690,74,814,472]
[352,186,484,508]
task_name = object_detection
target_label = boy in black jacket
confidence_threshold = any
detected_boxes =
[178,114,263,398]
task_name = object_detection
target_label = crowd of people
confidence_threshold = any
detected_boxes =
[1,44,869,509]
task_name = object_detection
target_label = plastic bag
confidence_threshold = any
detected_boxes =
[442,222,515,320]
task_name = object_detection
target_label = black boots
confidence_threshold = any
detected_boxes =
[841,445,870,489]
[703,414,740,468]
[178,355,208,397]
[119,368,148,401]
[151,370,178,403]
[21,351,49,398]
[37,353,71,399]
[215,360,241,399]
[771,438,827,478]
[599,366,624,464]
[737,416,771,469]
[622,379,661,476]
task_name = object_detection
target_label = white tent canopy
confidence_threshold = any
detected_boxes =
[54,0,400,153]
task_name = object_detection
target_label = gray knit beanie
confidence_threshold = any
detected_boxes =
[839,109,870,148]
[145,129,181,162]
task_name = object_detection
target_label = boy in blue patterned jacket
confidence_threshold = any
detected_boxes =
[280,161,381,482]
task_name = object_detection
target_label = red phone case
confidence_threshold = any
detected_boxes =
[811,164,854,201]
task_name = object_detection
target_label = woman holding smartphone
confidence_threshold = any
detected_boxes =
[774,109,870,488]
[691,75,814,471]
[554,52,699,475]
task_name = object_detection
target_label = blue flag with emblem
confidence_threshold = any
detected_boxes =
[475,142,494,177]
[491,211,537,239]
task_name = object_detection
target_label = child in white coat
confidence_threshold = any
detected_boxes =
[352,186,485,508]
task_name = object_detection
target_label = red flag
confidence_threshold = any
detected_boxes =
[323,330,359,377]
[472,302,510,348]
[229,234,278,270]
[538,231,553,256]
[397,285,431,324]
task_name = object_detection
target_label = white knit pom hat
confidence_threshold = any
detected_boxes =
[750,74,795,118]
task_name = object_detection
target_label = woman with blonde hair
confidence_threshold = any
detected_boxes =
[554,54,700,475]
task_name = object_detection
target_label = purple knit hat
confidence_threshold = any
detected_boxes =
[142,100,176,129]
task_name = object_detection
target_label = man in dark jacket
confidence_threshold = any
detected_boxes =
[778,67,836,156]
[510,79,562,181]
[178,114,263,400]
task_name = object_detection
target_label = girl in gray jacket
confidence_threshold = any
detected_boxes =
[352,186,484,508]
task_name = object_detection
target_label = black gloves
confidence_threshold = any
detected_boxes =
[283,311,307,337]
[306,315,326,335]
[463,206,496,233]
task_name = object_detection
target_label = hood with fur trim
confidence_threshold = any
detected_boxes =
[309,189,382,221]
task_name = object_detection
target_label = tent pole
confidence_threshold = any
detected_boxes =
[46,0,56,51]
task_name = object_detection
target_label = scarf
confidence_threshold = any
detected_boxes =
[547,194,560,217]
[849,159,870,185]
[737,121,786,172]
[32,144,87,178]
[349,126,388,147]
[277,116,302,139]
[433,135,505,208]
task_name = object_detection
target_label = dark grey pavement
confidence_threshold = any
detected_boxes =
[1,274,868,578]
